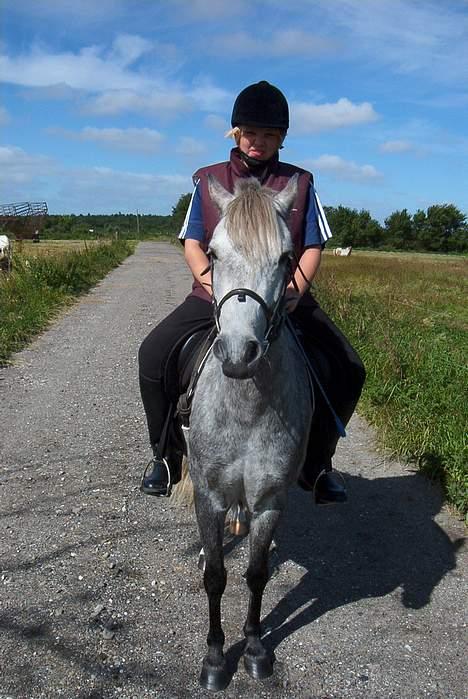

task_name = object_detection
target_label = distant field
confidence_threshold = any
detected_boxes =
[13,239,102,256]
[315,250,467,516]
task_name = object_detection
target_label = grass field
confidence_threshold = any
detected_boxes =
[315,250,467,517]
[0,238,134,364]
[12,239,104,256]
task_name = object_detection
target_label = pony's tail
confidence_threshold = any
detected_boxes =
[171,456,194,508]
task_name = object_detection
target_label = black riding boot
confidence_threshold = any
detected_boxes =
[141,446,178,497]
[139,373,182,497]
[299,462,348,505]
[299,394,351,505]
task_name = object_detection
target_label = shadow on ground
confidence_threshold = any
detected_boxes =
[0,471,463,696]
[224,470,463,675]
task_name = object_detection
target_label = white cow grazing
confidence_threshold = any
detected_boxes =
[0,234,11,270]
[333,246,353,257]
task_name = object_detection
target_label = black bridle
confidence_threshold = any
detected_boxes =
[208,254,294,356]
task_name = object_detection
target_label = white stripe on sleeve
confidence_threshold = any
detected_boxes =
[178,181,199,240]
[314,188,333,242]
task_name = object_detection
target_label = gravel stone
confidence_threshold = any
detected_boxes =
[0,242,466,698]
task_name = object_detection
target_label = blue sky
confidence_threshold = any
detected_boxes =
[1,0,467,221]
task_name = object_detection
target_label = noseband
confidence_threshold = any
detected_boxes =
[210,257,292,356]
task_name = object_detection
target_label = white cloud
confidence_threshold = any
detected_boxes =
[175,137,206,157]
[20,82,84,102]
[0,35,185,110]
[189,79,232,112]
[306,154,383,182]
[0,41,152,93]
[0,39,233,119]
[83,89,192,117]
[292,98,379,133]
[0,144,192,214]
[56,166,191,214]
[0,145,58,204]
[379,140,414,154]
[204,114,230,132]
[314,0,468,84]
[49,127,165,153]
[0,145,56,185]
[109,34,153,67]
[206,29,335,58]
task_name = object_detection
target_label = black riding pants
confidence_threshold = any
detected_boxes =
[138,294,365,481]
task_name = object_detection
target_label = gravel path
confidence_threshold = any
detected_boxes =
[0,241,466,699]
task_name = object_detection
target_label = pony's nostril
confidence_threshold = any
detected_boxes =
[213,337,227,362]
[244,340,261,366]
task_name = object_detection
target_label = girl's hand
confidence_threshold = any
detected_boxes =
[285,246,322,312]
[285,286,301,313]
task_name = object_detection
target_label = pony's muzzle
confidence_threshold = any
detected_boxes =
[213,337,263,379]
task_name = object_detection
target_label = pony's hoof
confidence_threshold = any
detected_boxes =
[199,661,230,692]
[243,652,273,680]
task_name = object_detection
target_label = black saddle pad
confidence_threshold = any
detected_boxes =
[163,325,212,405]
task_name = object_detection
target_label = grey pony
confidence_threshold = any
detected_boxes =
[187,174,313,691]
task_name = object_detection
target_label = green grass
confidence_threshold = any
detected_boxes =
[0,239,134,363]
[314,251,468,517]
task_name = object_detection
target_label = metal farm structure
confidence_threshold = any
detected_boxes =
[0,201,48,240]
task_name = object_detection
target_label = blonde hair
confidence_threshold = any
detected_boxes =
[225,126,285,149]
[225,126,241,143]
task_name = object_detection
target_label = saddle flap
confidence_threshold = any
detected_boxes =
[163,324,212,405]
[177,328,211,393]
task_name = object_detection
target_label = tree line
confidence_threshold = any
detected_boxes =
[29,194,468,253]
[324,203,467,253]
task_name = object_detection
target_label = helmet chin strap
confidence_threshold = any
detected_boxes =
[239,149,276,172]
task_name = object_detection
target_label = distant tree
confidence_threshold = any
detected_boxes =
[39,199,468,251]
[384,209,414,250]
[324,206,382,248]
[353,210,383,248]
[171,193,192,234]
[324,205,359,246]
[424,204,466,252]
[411,209,428,251]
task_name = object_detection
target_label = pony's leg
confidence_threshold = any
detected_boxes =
[195,495,230,691]
[243,508,281,680]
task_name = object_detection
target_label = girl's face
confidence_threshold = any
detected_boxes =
[238,126,284,161]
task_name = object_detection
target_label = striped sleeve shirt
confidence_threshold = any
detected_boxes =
[179,180,333,246]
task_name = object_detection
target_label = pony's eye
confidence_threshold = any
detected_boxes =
[278,252,292,266]
[209,250,218,261]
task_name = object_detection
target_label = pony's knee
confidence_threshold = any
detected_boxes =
[245,561,269,594]
[204,563,227,597]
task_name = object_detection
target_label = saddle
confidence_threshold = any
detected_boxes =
[159,320,345,472]
[159,324,216,462]
[164,324,214,402]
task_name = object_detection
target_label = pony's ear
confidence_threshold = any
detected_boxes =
[274,173,298,215]
[207,175,234,213]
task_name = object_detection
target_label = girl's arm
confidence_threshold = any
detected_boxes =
[184,239,213,295]
[285,245,321,312]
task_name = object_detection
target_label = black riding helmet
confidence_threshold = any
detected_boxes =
[231,80,289,131]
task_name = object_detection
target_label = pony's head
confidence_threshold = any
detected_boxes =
[207,175,297,379]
